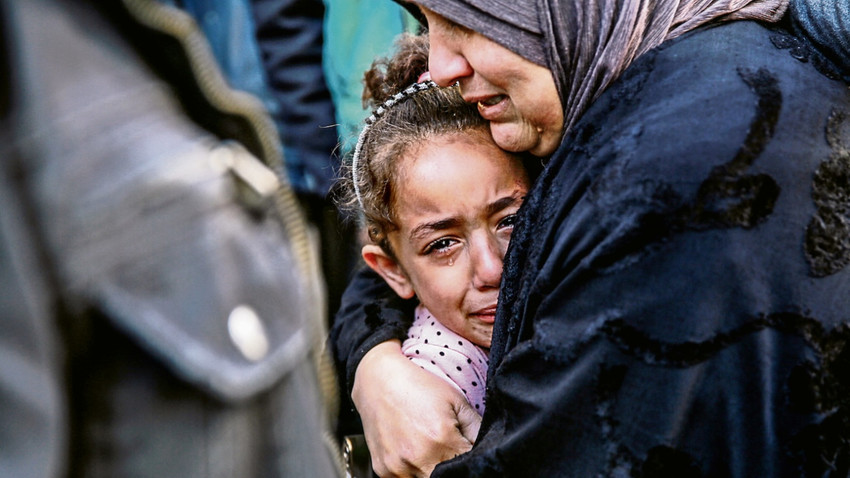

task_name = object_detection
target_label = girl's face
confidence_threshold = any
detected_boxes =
[362,133,529,348]
[420,7,564,158]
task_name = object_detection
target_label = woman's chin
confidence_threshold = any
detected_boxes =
[490,123,540,154]
[529,134,562,157]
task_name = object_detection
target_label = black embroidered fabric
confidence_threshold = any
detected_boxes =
[435,20,850,477]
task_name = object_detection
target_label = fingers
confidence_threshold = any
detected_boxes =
[352,340,476,477]
[374,416,470,478]
[454,400,482,445]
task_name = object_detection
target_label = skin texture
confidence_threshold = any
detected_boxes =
[352,8,561,476]
[421,7,563,158]
[356,132,529,477]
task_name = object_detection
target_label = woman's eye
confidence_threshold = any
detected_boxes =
[445,18,469,34]
[424,238,456,255]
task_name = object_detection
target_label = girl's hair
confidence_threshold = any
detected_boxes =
[335,33,490,255]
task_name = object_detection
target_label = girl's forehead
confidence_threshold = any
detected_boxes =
[402,138,522,183]
[393,142,527,214]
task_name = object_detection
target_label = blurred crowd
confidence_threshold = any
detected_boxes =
[0,0,414,476]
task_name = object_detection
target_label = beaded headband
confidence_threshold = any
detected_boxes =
[351,80,439,209]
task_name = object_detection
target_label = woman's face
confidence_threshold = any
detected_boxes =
[421,7,564,157]
[364,133,529,348]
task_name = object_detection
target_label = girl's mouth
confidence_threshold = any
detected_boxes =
[470,305,498,324]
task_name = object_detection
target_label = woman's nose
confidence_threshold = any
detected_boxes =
[470,237,503,290]
[427,27,474,87]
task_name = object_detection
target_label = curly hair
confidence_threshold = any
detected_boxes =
[334,33,491,256]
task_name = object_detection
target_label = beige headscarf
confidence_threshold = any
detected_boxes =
[544,0,788,132]
[413,0,788,133]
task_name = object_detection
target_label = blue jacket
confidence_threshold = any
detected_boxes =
[173,0,340,196]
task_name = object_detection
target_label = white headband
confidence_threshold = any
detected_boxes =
[350,80,439,210]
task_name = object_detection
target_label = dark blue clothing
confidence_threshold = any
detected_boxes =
[790,0,850,80]
[331,15,850,477]
[172,0,339,197]
[172,0,360,332]
[446,19,850,477]
[251,0,340,197]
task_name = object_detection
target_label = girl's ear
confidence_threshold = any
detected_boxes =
[362,244,415,299]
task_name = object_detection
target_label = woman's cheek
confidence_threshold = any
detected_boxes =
[489,120,539,154]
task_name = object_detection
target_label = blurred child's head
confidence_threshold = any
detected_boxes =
[336,34,530,348]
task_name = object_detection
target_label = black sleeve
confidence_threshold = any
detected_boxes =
[329,266,416,395]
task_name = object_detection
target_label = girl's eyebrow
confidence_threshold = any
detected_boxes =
[486,195,523,217]
[410,217,461,241]
[409,194,524,241]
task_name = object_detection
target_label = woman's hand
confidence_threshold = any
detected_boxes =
[352,340,481,477]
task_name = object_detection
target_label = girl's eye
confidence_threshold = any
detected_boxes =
[424,238,456,255]
[498,214,518,230]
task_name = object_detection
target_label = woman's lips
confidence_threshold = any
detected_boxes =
[477,95,504,107]
[475,95,507,120]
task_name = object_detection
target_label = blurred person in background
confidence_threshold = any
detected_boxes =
[0,0,342,476]
[168,0,357,327]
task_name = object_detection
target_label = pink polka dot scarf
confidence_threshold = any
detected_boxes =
[402,304,490,415]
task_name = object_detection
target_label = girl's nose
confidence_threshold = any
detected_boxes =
[470,236,503,290]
